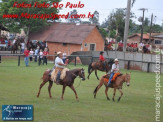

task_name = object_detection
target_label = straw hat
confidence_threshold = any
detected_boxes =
[114,58,119,62]
[57,51,62,55]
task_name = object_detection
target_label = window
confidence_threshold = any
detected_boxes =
[90,44,96,51]
[62,43,67,46]
[155,40,162,44]
[84,43,87,47]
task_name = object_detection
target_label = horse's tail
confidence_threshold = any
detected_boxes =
[88,63,92,74]
[93,85,98,95]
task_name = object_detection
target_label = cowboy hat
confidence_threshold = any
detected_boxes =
[57,51,62,55]
[114,58,119,62]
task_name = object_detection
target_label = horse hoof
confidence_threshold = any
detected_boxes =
[76,99,79,102]
[61,98,64,100]
[50,96,52,99]
[107,97,110,101]
[118,97,121,102]
[112,98,115,102]
[94,95,96,99]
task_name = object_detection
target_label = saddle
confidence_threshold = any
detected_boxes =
[103,72,122,83]
[51,68,69,82]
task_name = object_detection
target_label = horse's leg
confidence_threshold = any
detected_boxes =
[61,85,66,100]
[95,70,99,80]
[118,89,123,102]
[112,88,116,102]
[69,85,79,101]
[94,80,104,98]
[48,81,53,98]
[105,87,110,100]
[37,80,48,98]
[87,69,93,79]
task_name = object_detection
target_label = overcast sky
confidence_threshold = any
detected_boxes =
[60,0,163,25]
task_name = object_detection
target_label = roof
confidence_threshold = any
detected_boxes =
[153,34,163,39]
[29,22,97,44]
[0,24,9,31]
[128,33,163,40]
[128,33,150,39]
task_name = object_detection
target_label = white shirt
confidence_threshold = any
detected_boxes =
[111,63,119,73]
[62,53,67,59]
[29,51,34,56]
[39,52,43,58]
[21,43,25,49]
[13,39,16,44]
[55,57,64,68]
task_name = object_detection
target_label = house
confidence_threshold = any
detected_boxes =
[0,24,9,37]
[152,34,163,49]
[127,33,163,48]
[29,22,105,55]
[127,33,151,43]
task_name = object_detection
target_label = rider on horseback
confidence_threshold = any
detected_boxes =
[107,58,120,86]
[55,52,67,84]
[99,51,106,71]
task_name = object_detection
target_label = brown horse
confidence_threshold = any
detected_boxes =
[37,68,85,101]
[93,73,131,102]
[87,59,114,80]
[11,40,21,54]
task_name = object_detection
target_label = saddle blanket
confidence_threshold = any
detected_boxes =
[104,72,121,83]
[51,68,69,82]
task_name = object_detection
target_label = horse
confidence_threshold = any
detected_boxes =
[87,59,114,80]
[11,40,21,54]
[37,68,85,101]
[93,73,131,102]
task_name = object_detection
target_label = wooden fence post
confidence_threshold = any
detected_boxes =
[18,55,20,66]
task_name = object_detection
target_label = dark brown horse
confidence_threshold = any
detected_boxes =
[87,59,114,80]
[37,68,85,101]
[11,40,21,54]
[93,73,131,102]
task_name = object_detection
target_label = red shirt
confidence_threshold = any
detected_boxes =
[24,50,30,57]
[99,55,105,61]
[43,51,48,56]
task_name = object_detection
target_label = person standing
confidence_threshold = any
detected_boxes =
[29,49,34,61]
[39,49,43,65]
[34,47,39,62]
[21,42,25,53]
[43,48,48,65]
[24,48,30,67]
[62,52,67,64]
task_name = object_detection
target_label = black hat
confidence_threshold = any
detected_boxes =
[100,51,104,55]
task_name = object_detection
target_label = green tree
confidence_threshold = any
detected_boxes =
[67,9,81,23]
[89,10,99,25]
[0,0,60,42]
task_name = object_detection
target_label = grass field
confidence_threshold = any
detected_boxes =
[0,58,162,122]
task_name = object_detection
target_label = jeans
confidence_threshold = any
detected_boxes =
[56,71,61,83]
[21,49,24,54]
[34,55,37,62]
[108,72,114,85]
[43,56,47,65]
[24,56,29,67]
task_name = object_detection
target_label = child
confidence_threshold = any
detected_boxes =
[43,48,48,65]
[24,48,30,67]
[39,49,43,65]
[29,49,34,61]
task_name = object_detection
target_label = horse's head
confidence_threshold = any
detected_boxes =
[106,59,114,70]
[125,73,131,86]
[78,68,85,81]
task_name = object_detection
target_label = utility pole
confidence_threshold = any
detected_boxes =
[123,0,131,52]
[149,13,153,43]
[139,8,147,42]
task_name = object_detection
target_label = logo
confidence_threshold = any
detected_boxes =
[2,105,33,121]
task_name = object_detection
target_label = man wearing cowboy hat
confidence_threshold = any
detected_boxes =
[55,51,67,84]
[107,58,120,86]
